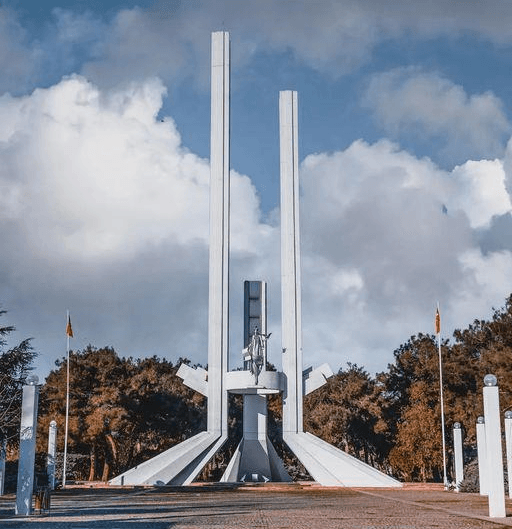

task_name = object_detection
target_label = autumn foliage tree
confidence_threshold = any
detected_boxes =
[33,293,512,483]
[38,346,206,481]
[305,364,391,469]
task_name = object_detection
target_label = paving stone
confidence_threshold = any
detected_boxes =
[0,483,511,528]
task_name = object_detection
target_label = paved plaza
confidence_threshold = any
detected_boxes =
[1,483,512,529]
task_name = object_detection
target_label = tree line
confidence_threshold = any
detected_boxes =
[4,294,512,483]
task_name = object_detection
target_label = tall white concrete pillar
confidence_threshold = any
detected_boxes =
[15,377,40,516]
[279,90,303,436]
[505,411,512,499]
[47,421,57,490]
[108,32,231,487]
[0,436,6,496]
[476,416,488,496]
[208,30,230,437]
[452,423,463,491]
[483,374,506,518]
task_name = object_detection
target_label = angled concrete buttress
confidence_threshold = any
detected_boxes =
[279,90,401,487]
[110,31,230,486]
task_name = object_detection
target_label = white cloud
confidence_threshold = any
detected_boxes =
[448,160,511,229]
[5,2,512,98]
[0,75,274,375]
[78,1,512,87]
[0,75,212,259]
[2,72,512,379]
[364,69,510,163]
[449,249,512,328]
[297,138,512,372]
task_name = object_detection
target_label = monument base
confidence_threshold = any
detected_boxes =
[221,436,291,482]
[109,431,226,486]
[284,432,401,487]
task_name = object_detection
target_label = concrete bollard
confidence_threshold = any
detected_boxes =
[15,376,40,516]
[504,411,512,499]
[47,421,57,490]
[453,423,464,491]
[483,374,506,518]
[476,416,488,495]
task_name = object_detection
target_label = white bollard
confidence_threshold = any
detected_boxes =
[47,421,57,490]
[476,416,488,495]
[483,374,506,518]
[505,411,512,499]
[453,423,464,491]
[15,376,40,516]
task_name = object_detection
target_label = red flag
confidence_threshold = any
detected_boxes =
[66,314,73,338]
[435,307,441,335]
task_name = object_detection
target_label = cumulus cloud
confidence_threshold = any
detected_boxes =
[449,249,512,328]
[298,139,512,371]
[449,160,511,229]
[0,75,273,375]
[2,72,512,379]
[364,69,511,164]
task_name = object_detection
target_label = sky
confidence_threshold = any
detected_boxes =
[2,0,512,381]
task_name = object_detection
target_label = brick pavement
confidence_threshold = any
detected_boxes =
[1,483,512,528]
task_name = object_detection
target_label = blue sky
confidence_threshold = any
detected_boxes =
[2,0,512,380]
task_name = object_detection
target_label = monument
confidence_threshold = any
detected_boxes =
[111,31,400,488]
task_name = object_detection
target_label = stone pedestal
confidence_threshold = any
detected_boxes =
[15,381,40,516]
[47,421,57,490]
[483,375,505,518]
[476,416,488,495]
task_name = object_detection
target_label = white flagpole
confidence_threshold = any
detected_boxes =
[63,310,71,488]
[436,303,448,489]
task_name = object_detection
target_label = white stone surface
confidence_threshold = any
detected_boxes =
[225,370,282,394]
[483,383,506,517]
[47,420,57,490]
[110,431,225,486]
[280,90,303,437]
[476,419,488,495]
[453,424,464,490]
[279,90,400,488]
[303,363,334,396]
[15,384,39,516]
[110,32,230,486]
[285,432,400,487]
[220,436,290,483]
[177,364,208,397]
[504,413,512,498]
[208,30,230,438]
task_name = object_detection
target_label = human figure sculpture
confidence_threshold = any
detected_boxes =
[242,328,270,384]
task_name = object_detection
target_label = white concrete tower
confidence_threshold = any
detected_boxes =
[208,30,230,437]
[279,90,401,487]
[280,91,303,437]
[110,32,231,486]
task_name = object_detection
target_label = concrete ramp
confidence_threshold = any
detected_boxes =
[284,432,401,487]
[110,431,225,486]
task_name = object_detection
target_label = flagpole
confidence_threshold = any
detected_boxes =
[63,310,71,488]
[436,303,448,489]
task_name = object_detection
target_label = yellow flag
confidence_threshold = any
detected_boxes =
[435,307,441,335]
[66,314,73,338]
